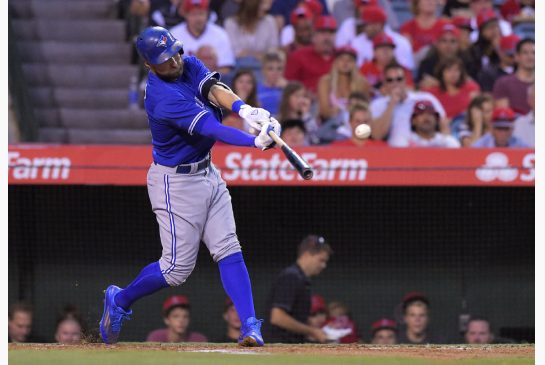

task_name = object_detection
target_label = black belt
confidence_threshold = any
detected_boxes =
[175,158,210,174]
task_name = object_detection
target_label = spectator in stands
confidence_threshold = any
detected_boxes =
[493,38,534,114]
[452,16,473,51]
[423,57,480,121]
[464,317,494,344]
[222,69,260,131]
[332,102,387,146]
[209,0,240,25]
[371,318,398,344]
[335,0,399,47]
[8,302,39,343]
[317,46,370,121]
[398,292,442,344]
[257,51,288,117]
[442,0,471,18]
[465,9,502,79]
[468,0,512,42]
[170,0,235,74]
[146,295,208,342]
[400,0,450,57]
[393,100,460,147]
[458,93,494,146]
[195,45,219,72]
[306,294,329,342]
[148,0,185,28]
[500,0,534,24]
[280,119,308,147]
[513,84,534,147]
[370,62,446,145]
[359,34,414,94]
[477,34,520,92]
[269,0,328,31]
[472,107,529,147]
[279,82,320,144]
[417,23,465,89]
[349,6,414,70]
[324,301,359,343]
[224,0,279,60]
[216,297,241,343]
[285,15,337,93]
[281,2,322,53]
[264,235,332,343]
[54,316,83,345]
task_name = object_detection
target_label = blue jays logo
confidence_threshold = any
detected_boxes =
[156,35,167,47]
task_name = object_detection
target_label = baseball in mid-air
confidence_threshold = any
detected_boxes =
[355,124,371,139]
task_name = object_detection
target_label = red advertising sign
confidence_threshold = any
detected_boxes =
[8,144,535,186]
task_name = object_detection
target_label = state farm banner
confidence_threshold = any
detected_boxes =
[8,144,534,186]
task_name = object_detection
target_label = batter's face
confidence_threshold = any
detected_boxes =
[8,311,32,343]
[164,307,190,335]
[148,52,184,82]
[372,329,397,344]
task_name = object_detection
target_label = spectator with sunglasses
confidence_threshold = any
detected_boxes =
[370,62,446,146]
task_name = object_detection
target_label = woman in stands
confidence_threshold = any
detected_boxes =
[221,69,260,131]
[317,46,370,122]
[457,93,494,147]
[278,81,320,144]
[423,56,480,121]
[224,0,279,60]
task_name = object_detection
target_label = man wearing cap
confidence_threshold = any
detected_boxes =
[370,318,398,344]
[334,0,399,47]
[370,62,446,144]
[472,107,529,147]
[359,34,414,91]
[146,295,207,342]
[269,0,328,30]
[170,0,235,74]
[349,6,414,70]
[393,100,460,147]
[477,34,519,92]
[469,0,512,42]
[285,15,337,93]
[417,23,467,89]
[264,235,332,343]
[493,38,534,115]
[451,16,473,51]
[281,3,320,52]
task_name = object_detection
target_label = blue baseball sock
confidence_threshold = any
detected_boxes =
[114,261,169,311]
[218,252,256,324]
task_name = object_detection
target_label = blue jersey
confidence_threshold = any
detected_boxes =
[144,56,223,166]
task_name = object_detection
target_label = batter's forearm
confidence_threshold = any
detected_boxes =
[209,84,242,111]
[270,307,314,336]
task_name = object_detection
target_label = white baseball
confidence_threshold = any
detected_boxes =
[355,124,371,139]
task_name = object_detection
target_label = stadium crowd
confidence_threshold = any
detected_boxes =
[124,0,534,148]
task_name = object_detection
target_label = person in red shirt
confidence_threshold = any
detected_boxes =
[423,56,480,120]
[400,0,450,54]
[332,102,387,146]
[146,295,208,343]
[359,34,414,93]
[284,4,316,54]
[285,15,337,93]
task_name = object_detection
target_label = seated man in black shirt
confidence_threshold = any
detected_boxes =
[263,235,332,343]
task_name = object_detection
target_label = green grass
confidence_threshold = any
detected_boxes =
[8,347,534,365]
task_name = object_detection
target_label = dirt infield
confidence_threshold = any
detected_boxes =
[9,343,534,361]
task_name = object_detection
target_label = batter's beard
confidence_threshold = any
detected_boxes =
[157,67,183,82]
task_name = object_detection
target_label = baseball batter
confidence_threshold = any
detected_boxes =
[99,26,280,347]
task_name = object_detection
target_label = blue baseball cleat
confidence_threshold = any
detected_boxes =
[99,285,132,344]
[238,317,264,347]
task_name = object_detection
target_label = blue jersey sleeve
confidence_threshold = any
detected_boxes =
[195,113,256,147]
[184,56,221,100]
[155,98,210,136]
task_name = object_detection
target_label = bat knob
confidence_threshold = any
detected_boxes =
[302,168,313,180]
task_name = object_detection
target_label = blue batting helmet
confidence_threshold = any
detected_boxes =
[135,26,184,65]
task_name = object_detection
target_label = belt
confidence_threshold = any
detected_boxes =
[154,155,210,174]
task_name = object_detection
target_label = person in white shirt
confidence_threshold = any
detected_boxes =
[395,100,460,148]
[370,62,446,145]
[513,84,534,147]
[169,0,235,74]
[348,6,414,69]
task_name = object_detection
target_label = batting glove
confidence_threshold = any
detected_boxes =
[238,105,270,131]
[254,121,279,150]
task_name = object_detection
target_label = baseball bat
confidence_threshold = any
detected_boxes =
[267,130,314,180]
